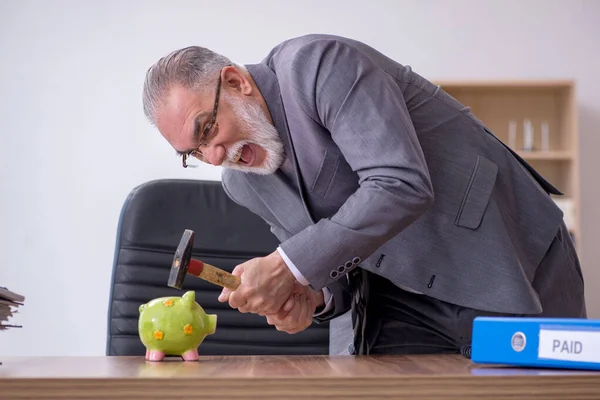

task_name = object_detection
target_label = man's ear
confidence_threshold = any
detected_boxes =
[221,66,252,96]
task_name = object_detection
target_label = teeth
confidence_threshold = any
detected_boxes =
[232,148,242,164]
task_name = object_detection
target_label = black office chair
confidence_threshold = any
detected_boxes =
[105,179,329,356]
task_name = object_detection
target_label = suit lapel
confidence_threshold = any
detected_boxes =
[244,63,316,232]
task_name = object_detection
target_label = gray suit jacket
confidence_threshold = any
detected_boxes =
[221,34,583,341]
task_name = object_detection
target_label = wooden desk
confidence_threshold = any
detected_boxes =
[0,355,599,399]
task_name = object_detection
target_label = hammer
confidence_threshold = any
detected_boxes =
[168,229,241,291]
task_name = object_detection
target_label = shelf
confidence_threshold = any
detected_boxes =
[434,79,580,254]
[516,151,573,160]
[434,80,574,89]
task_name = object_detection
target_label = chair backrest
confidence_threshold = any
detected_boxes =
[106,179,329,356]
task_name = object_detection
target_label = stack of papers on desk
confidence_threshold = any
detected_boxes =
[0,286,25,330]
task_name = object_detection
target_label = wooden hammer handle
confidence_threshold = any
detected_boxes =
[189,260,240,290]
[201,263,241,290]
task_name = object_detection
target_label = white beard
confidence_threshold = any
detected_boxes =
[220,92,285,175]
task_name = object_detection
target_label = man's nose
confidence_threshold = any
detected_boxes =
[203,145,226,166]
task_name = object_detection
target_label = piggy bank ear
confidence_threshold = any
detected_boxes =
[139,304,146,313]
[182,291,195,308]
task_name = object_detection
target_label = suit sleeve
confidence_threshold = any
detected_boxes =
[278,39,434,291]
[222,171,352,321]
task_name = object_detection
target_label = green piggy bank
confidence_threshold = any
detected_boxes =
[138,291,217,361]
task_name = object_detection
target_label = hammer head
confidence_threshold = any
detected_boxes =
[168,229,195,290]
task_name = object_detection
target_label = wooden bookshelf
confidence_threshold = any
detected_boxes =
[435,80,580,252]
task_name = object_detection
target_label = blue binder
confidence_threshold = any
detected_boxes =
[470,316,600,370]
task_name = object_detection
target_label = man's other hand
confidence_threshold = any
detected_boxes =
[265,286,324,334]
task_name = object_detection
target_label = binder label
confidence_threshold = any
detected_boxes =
[538,329,600,363]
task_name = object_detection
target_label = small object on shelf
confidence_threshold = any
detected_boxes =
[508,120,517,149]
[541,122,550,152]
[523,119,534,151]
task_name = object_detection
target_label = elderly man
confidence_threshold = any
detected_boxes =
[142,34,586,355]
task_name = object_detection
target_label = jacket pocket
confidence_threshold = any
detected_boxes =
[455,155,498,229]
[311,150,340,198]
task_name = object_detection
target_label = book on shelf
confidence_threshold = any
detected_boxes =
[0,286,25,330]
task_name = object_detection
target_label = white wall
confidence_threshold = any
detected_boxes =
[1,0,598,356]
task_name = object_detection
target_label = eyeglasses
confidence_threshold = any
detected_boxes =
[182,71,224,168]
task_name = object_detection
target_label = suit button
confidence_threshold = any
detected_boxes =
[345,261,352,268]
[352,257,361,264]
[330,270,339,278]
[337,265,345,273]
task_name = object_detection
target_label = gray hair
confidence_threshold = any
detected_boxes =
[142,46,234,125]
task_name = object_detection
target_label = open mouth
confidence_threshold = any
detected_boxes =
[231,144,254,166]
